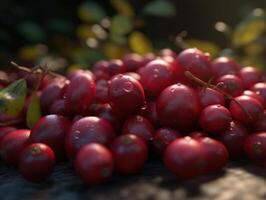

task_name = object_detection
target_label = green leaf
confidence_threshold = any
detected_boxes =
[232,9,266,46]
[143,0,176,17]
[26,94,41,128]
[110,15,133,35]
[0,79,27,117]
[78,2,105,22]
[18,22,46,42]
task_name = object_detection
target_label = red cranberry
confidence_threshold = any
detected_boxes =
[65,116,115,159]
[92,60,110,80]
[144,100,159,126]
[217,121,248,159]
[139,59,176,97]
[142,53,156,66]
[157,83,201,131]
[95,79,109,103]
[123,53,144,72]
[244,132,266,166]
[107,59,125,76]
[251,83,266,103]
[94,103,122,131]
[153,128,180,153]
[229,95,263,125]
[124,72,141,81]
[189,132,208,139]
[0,126,16,143]
[108,74,145,117]
[197,87,225,108]
[216,74,244,97]
[19,143,55,182]
[164,137,207,179]
[0,129,30,166]
[199,105,232,133]
[240,67,262,89]
[29,115,71,158]
[64,72,95,114]
[74,143,114,185]
[211,57,240,79]
[243,90,265,108]
[198,137,228,171]
[255,110,266,131]
[176,48,211,83]
[122,115,154,143]
[111,134,148,174]
[50,99,68,116]
[40,80,66,112]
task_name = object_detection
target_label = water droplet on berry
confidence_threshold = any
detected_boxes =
[137,115,143,122]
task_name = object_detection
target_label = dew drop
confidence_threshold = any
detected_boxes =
[123,81,133,92]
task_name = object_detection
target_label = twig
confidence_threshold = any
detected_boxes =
[184,71,253,120]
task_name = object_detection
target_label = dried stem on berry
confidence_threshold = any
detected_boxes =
[184,71,253,120]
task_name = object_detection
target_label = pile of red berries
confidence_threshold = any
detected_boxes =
[1,48,266,184]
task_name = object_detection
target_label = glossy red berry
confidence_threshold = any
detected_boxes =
[243,90,265,108]
[251,83,266,103]
[199,105,232,133]
[164,137,207,179]
[153,128,180,153]
[176,48,211,83]
[198,137,228,171]
[157,83,201,131]
[138,59,176,97]
[216,74,244,97]
[95,79,109,103]
[64,72,95,114]
[122,115,154,143]
[123,53,144,72]
[211,57,240,79]
[229,95,263,125]
[40,79,66,113]
[111,134,148,174]
[240,66,262,89]
[50,99,68,116]
[0,126,16,143]
[159,48,177,58]
[66,116,115,159]
[244,132,266,166]
[217,121,248,159]
[108,74,145,117]
[19,143,55,182]
[254,110,266,132]
[92,60,110,80]
[197,87,225,108]
[0,129,30,166]
[74,143,114,185]
[29,115,71,158]
[107,59,125,76]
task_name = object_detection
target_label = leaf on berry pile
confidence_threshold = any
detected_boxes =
[26,94,41,129]
[78,2,105,22]
[76,24,96,40]
[111,0,134,17]
[143,0,176,17]
[102,42,129,59]
[0,79,27,117]
[129,31,153,54]
[110,15,133,35]
[185,39,220,57]
[232,9,266,46]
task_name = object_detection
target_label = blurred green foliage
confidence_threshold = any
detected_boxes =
[0,0,265,70]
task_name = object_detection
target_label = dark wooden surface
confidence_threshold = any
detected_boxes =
[0,160,266,200]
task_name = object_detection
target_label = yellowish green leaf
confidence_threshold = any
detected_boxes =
[0,79,27,117]
[26,94,41,128]
[129,31,153,54]
[111,0,134,17]
[110,15,133,35]
[76,24,95,39]
[186,39,220,57]
[78,2,105,22]
[143,0,176,17]
[102,42,129,59]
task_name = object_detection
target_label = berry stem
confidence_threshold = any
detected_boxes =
[184,71,253,120]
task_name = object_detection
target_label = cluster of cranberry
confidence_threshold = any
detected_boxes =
[1,48,266,185]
